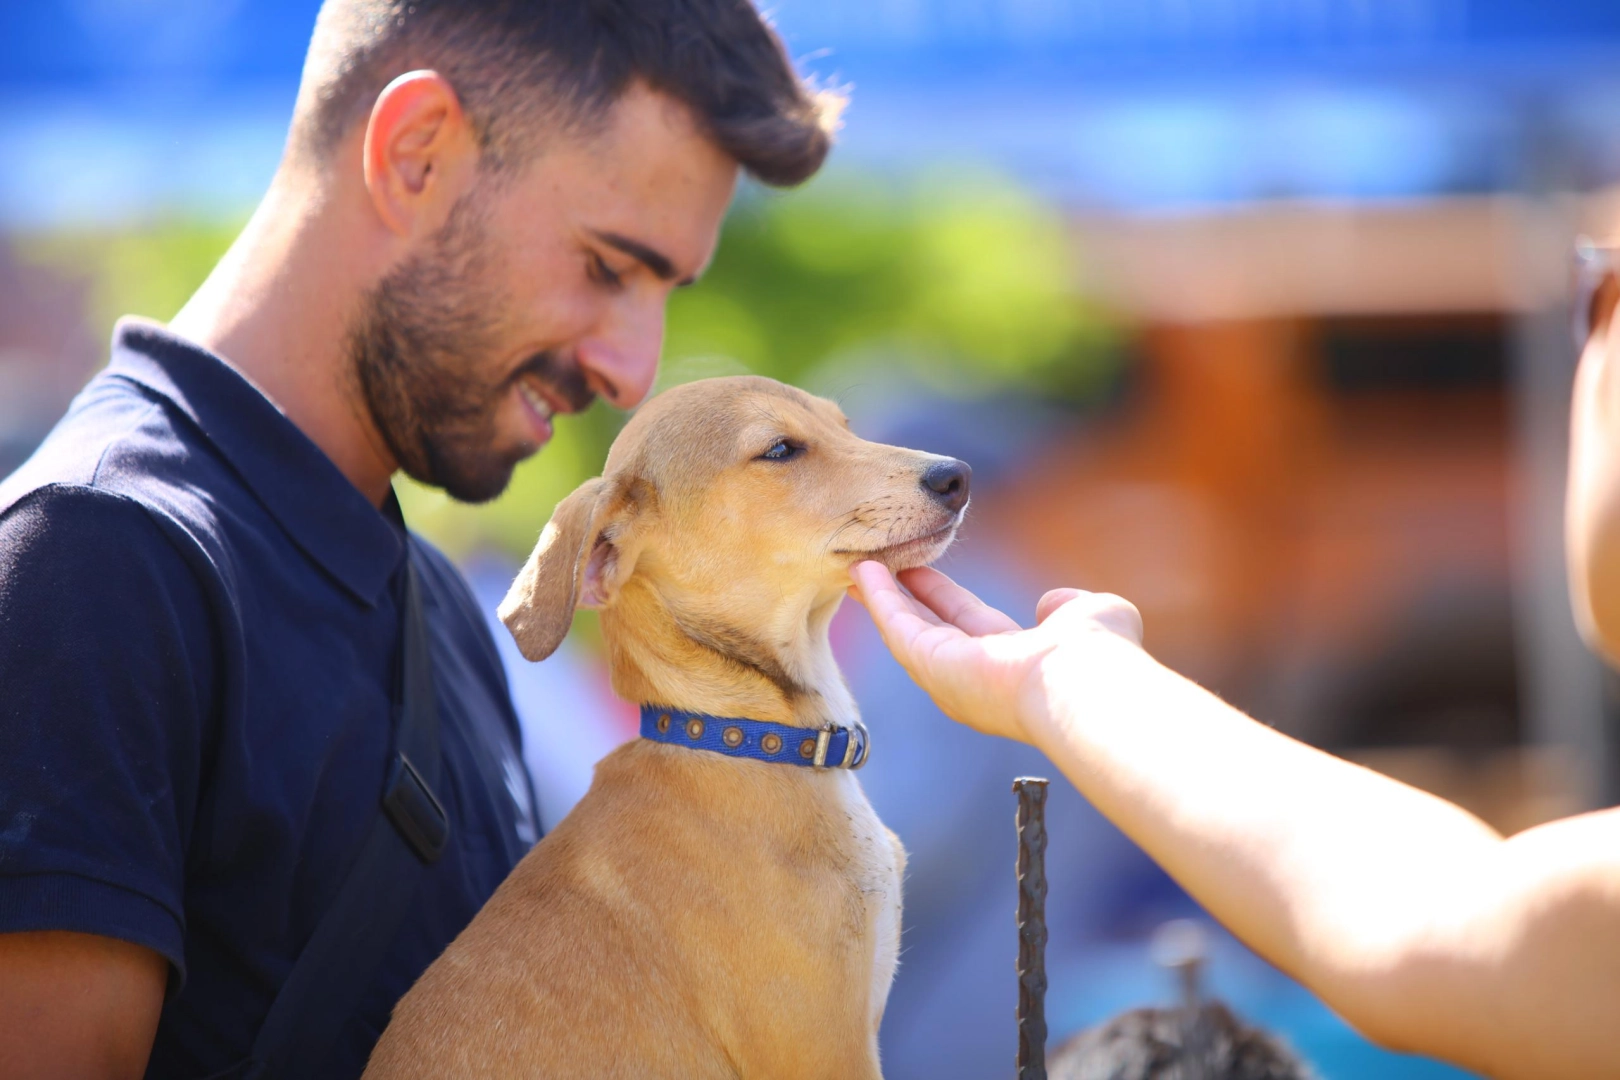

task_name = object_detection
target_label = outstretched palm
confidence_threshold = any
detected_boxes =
[847,561,1143,744]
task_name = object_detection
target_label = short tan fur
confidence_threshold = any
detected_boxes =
[364,376,969,1079]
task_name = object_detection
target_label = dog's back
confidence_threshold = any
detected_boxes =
[367,739,900,1079]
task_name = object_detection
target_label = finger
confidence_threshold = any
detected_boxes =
[849,565,974,682]
[850,562,949,643]
[850,561,943,625]
[850,558,900,600]
[896,566,1023,636]
[845,578,948,631]
[1036,588,1086,625]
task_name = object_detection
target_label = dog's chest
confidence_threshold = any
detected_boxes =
[828,771,903,1028]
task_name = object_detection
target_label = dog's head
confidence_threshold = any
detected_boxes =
[498,375,970,664]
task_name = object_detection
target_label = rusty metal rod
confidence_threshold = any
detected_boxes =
[1014,777,1050,1080]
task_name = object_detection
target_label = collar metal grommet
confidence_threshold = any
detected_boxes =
[761,732,782,754]
[656,712,671,734]
[722,726,744,748]
[686,718,705,740]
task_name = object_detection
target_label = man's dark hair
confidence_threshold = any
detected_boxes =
[1049,1002,1318,1080]
[291,0,840,184]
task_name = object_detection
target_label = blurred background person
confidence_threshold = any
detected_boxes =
[6,2,1620,1077]
[1046,921,1321,1080]
[1050,1003,1319,1080]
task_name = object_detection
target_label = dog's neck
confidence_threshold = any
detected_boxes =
[602,576,858,731]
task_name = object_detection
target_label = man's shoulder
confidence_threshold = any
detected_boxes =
[0,369,237,558]
[2,373,150,502]
[0,482,217,625]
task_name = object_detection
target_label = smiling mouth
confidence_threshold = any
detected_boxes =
[510,351,597,419]
[515,376,562,444]
[517,377,558,422]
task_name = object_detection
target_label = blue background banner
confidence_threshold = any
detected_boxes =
[6,0,1620,89]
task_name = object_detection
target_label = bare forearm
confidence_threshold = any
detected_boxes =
[852,563,1620,1076]
[0,931,164,1080]
[1022,637,1505,1041]
[1019,637,1620,1078]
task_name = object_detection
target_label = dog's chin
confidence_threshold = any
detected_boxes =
[858,519,962,573]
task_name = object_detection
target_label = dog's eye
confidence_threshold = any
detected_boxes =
[759,440,799,461]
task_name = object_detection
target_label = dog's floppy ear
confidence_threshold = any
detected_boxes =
[498,476,623,661]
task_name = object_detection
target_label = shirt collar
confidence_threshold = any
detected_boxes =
[107,317,406,606]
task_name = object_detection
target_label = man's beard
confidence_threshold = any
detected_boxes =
[348,192,594,504]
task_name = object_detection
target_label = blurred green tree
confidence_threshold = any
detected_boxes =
[18,169,1120,561]
[19,219,244,344]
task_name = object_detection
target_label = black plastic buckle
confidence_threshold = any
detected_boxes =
[383,753,449,864]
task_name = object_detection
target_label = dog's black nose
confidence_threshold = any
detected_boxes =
[921,459,972,513]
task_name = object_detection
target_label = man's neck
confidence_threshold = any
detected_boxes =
[169,168,400,507]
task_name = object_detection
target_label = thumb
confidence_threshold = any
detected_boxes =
[1036,588,1085,624]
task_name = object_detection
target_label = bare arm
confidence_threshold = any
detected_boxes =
[0,931,165,1080]
[1564,330,1620,665]
[851,561,1620,1080]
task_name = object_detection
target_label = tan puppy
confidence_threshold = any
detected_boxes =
[364,376,970,1079]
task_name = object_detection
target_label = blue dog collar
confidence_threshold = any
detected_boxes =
[639,705,870,770]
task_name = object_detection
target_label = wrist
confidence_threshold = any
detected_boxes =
[1017,631,1157,751]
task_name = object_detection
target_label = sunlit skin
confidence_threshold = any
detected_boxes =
[0,75,739,1080]
[0,932,167,1080]
[1567,275,1620,663]
[171,73,738,505]
[847,297,1620,1078]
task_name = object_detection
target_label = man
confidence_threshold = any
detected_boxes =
[0,2,838,1077]
[850,255,1620,1077]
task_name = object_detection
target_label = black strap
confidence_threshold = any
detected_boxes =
[246,549,450,1079]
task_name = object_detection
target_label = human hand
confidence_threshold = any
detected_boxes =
[848,561,1144,744]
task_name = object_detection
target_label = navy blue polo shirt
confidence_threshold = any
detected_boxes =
[0,319,538,1078]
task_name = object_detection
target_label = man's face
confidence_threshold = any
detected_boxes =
[350,84,739,503]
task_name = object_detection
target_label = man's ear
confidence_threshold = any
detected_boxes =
[362,70,478,239]
[498,477,638,661]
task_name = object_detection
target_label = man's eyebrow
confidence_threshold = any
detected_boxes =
[590,230,692,285]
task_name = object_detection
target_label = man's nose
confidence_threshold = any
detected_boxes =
[921,458,972,513]
[576,301,664,409]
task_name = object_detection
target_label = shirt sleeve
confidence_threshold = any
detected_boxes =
[0,483,216,984]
